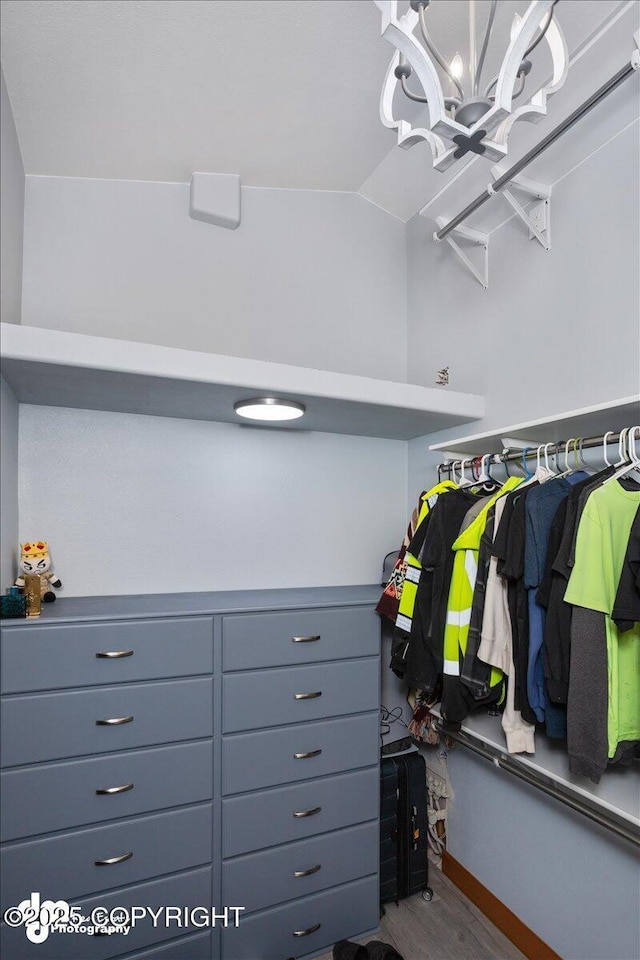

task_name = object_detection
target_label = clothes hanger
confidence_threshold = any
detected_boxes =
[575,437,596,475]
[533,443,554,482]
[557,438,576,478]
[521,448,534,480]
[602,430,614,468]
[476,453,502,491]
[604,426,640,485]
[458,458,473,488]
[543,443,556,476]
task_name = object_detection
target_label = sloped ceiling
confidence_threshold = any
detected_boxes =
[0,0,393,188]
[1,0,637,212]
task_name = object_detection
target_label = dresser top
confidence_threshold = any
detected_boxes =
[0,584,383,626]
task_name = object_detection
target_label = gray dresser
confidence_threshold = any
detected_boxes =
[0,586,381,960]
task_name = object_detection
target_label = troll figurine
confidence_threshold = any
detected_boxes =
[15,541,62,602]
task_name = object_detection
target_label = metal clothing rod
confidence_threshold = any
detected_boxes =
[436,61,638,241]
[439,427,632,474]
[444,727,640,847]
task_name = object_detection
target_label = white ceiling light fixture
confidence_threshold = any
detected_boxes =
[377,0,569,171]
[234,398,306,422]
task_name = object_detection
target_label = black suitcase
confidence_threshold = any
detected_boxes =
[380,752,432,905]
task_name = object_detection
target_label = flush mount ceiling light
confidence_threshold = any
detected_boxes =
[376,0,568,170]
[234,398,306,422]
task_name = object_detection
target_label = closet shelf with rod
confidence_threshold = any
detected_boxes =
[437,427,637,480]
[428,396,639,456]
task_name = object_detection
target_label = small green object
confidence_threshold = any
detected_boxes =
[1,593,27,618]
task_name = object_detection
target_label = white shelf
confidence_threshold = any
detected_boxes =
[0,324,485,441]
[456,711,640,830]
[428,396,639,455]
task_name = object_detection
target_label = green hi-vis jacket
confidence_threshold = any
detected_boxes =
[441,476,523,723]
[395,481,458,636]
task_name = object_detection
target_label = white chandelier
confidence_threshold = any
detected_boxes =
[377,0,569,170]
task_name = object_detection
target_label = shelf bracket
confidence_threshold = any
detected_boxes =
[434,218,489,289]
[491,168,552,250]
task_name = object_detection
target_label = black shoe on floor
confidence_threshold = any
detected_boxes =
[365,941,405,960]
[332,939,369,960]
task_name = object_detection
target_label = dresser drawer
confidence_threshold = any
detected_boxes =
[222,713,379,794]
[222,658,379,733]
[222,607,378,671]
[124,931,212,960]
[1,804,213,910]
[221,874,378,960]
[0,618,214,694]
[1,741,213,841]
[1,677,213,766]
[223,820,378,915]
[0,866,212,960]
[222,766,379,857]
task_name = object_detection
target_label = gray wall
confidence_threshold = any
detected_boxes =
[21,176,407,381]
[1,68,25,325]
[407,121,639,444]
[446,748,640,960]
[0,377,19,591]
[18,405,408,597]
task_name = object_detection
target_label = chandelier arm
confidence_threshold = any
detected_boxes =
[483,1,558,99]
[400,75,460,110]
[511,71,527,100]
[483,73,498,98]
[418,5,465,100]
[399,76,428,103]
[523,1,558,60]
[473,0,498,97]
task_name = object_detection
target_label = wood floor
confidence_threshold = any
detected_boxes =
[315,865,527,960]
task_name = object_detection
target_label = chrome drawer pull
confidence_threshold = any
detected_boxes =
[96,716,134,726]
[96,783,134,795]
[293,864,321,878]
[291,635,320,643]
[293,923,321,938]
[96,650,134,659]
[293,806,321,818]
[95,851,133,866]
[294,691,322,700]
[293,749,321,760]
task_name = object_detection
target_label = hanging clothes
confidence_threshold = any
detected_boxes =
[386,480,457,678]
[378,438,640,778]
[377,490,428,623]
[612,508,640,632]
[404,485,484,695]
[524,471,588,737]
[564,479,640,773]
[440,476,522,725]
[479,495,536,754]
